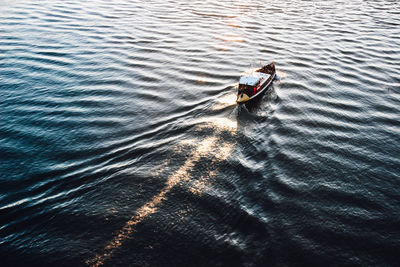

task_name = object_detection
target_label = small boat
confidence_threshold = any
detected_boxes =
[236,62,276,104]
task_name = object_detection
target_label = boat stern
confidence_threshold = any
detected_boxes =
[236,93,250,103]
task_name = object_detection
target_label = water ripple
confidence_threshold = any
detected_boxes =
[1,0,400,266]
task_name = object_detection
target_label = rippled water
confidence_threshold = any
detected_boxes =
[1,0,400,266]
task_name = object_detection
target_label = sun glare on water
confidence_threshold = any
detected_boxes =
[87,118,236,266]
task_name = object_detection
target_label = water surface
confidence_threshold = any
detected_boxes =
[1,0,400,266]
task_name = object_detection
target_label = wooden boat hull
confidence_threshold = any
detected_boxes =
[236,71,276,104]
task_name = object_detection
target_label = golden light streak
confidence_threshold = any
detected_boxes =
[86,134,235,266]
[189,171,217,196]
[197,77,208,84]
[213,44,230,51]
[228,23,241,28]
[214,34,244,43]
[212,93,237,111]
[195,117,238,134]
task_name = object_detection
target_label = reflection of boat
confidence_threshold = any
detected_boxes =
[236,62,276,104]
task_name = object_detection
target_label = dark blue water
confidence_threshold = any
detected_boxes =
[1,0,400,266]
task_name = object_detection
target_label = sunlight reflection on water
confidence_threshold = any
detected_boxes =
[87,119,236,266]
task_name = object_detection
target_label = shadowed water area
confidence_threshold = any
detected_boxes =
[1,0,400,266]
